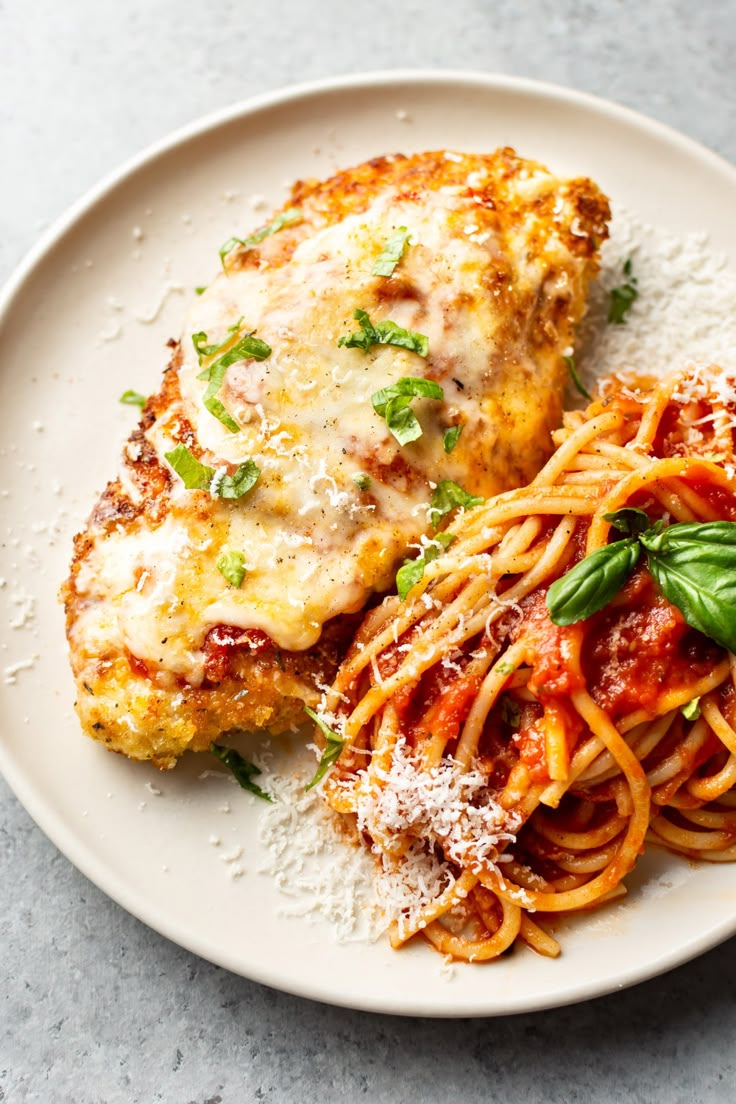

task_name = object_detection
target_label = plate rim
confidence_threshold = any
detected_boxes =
[2,67,736,1018]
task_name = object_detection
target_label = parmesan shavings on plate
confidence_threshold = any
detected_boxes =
[576,205,736,393]
[256,755,385,943]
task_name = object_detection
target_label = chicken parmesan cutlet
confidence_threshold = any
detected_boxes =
[62,147,610,768]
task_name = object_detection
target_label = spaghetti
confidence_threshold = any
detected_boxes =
[311,363,736,962]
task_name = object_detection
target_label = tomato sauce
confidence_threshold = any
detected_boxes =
[202,624,273,683]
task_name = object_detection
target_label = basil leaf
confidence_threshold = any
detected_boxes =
[428,480,484,529]
[371,376,443,415]
[219,206,303,266]
[195,331,272,433]
[210,743,273,802]
[195,285,207,296]
[353,473,371,491]
[164,444,215,491]
[370,376,443,446]
[603,507,651,537]
[443,425,462,454]
[500,696,521,729]
[396,532,455,601]
[165,445,260,500]
[564,355,592,401]
[304,706,345,791]
[640,521,736,653]
[119,389,147,408]
[339,308,429,357]
[681,697,701,721]
[546,538,641,626]
[213,459,261,500]
[371,227,411,276]
[216,549,246,587]
[192,331,221,363]
[608,258,639,324]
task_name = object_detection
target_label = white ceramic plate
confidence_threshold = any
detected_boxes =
[3,71,736,1018]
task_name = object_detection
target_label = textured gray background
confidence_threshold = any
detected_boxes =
[2,1,736,1101]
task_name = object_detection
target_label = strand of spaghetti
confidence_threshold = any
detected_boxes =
[483,688,650,912]
[685,754,736,803]
[454,518,580,768]
[530,410,625,487]
[648,815,736,852]
[632,377,676,450]
[341,580,502,739]
[645,718,712,788]
[678,806,736,829]
[531,810,628,850]
[587,458,736,551]
[421,896,522,961]
[518,915,561,958]
[389,869,479,947]
[577,713,678,785]
[453,639,530,770]
[617,661,731,733]
[700,697,736,757]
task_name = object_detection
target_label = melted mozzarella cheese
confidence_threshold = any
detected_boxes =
[76,181,587,682]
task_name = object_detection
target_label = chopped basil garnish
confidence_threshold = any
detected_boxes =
[216,549,246,587]
[210,743,273,802]
[371,227,412,277]
[428,480,484,529]
[164,444,215,490]
[164,444,260,500]
[547,509,736,654]
[338,308,429,357]
[304,706,345,791]
[501,696,522,729]
[195,285,207,296]
[371,376,443,445]
[681,697,702,721]
[608,258,639,324]
[443,425,463,454]
[396,532,455,601]
[353,473,372,491]
[219,206,303,266]
[119,390,147,408]
[193,329,272,433]
[212,459,261,500]
[564,355,592,402]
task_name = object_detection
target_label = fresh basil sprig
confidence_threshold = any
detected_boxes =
[547,509,736,653]
[164,444,260,500]
[339,308,429,357]
[210,743,273,802]
[304,707,345,791]
[219,206,303,266]
[371,376,444,445]
[428,480,484,528]
[396,532,455,601]
[371,227,412,277]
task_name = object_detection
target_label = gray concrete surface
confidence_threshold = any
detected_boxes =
[2,1,736,1100]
